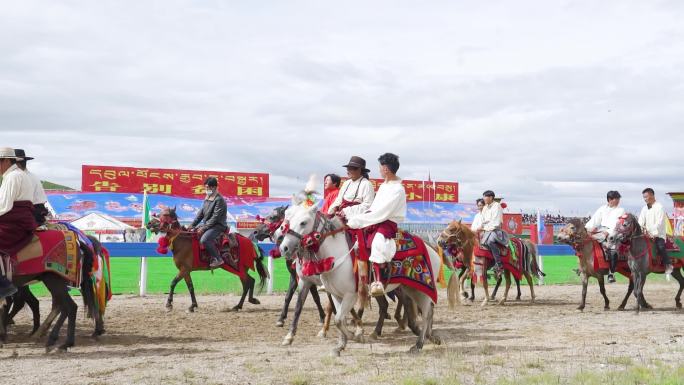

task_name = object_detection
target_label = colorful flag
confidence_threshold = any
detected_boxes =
[537,209,546,243]
[142,191,152,242]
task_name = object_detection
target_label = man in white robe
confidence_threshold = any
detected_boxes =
[585,190,624,282]
[475,190,508,274]
[347,153,406,297]
[638,188,673,276]
[14,149,49,226]
[327,156,375,218]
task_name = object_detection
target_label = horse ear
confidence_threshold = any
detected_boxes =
[458,219,462,224]
[172,205,176,212]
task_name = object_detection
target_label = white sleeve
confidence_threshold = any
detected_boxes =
[31,172,48,204]
[654,206,666,236]
[585,207,602,232]
[637,207,647,229]
[327,180,348,214]
[347,187,401,229]
[0,174,19,216]
[341,179,375,217]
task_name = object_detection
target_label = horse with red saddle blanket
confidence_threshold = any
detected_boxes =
[1,223,110,351]
[146,207,268,312]
[438,220,543,307]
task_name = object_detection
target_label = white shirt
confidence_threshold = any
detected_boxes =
[25,169,47,205]
[479,201,503,231]
[638,201,667,239]
[585,204,625,235]
[0,164,35,216]
[470,212,483,232]
[327,177,375,217]
[347,179,406,229]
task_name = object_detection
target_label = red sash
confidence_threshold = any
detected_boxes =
[0,200,37,257]
[355,220,398,261]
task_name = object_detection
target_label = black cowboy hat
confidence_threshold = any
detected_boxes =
[14,149,34,161]
[342,156,370,173]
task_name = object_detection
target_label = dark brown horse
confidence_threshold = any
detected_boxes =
[146,207,268,312]
[1,232,103,351]
[613,213,684,313]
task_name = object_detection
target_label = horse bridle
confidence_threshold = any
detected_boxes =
[281,211,345,258]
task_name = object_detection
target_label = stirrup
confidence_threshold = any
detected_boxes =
[209,258,223,268]
[607,273,616,283]
[370,282,385,297]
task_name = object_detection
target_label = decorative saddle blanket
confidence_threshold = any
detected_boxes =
[472,237,527,282]
[11,229,81,286]
[386,230,438,303]
[616,236,684,273]
[587,240,631,277]
[191,233,257,280]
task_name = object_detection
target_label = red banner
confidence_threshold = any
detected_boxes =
[82,165,269,199]
[340,179,459,202]
[502,213,523,235]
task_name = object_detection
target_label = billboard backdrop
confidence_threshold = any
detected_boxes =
[82,165,269,199]
[342,179,458,202]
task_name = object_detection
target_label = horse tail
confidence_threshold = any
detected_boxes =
[526,240,546,278]
[254,245,269,292]
[79,237,97,320]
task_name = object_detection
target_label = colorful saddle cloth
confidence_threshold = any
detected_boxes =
[12,229,81,286]
[472,237,527,282]
[387,230,438,303]
[191,232,257,279]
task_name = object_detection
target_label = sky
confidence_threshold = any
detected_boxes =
[2,0,683,216]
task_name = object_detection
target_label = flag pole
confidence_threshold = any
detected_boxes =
[536,208,544,285]
[139,190,150,296]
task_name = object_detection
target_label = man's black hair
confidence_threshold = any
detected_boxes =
[606,190,621,201]
[325,173,341,188]
[204,176,218,187]
[378,153,400,174]
[483,190,495,198]
[642,187,655,195]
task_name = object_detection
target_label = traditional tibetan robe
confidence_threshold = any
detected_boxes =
[326,177,375,217]
[0,164,37,256]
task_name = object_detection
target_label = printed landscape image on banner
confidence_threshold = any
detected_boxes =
[82,165,269,199]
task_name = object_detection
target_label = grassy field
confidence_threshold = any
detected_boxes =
[24,254,667,297]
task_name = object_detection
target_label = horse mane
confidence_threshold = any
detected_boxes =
[568,218,584,229]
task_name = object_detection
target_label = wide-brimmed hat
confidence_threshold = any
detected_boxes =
[342,156,370,173]
[0,147,17,159]
[14,149,33,161]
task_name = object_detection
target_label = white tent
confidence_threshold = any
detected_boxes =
[70,213,135,242]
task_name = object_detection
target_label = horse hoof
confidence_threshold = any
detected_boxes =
[516,297,521,301]
[165,305,173,312]
[317,329,326,338]
[369,332,379,341]
[604,307,610,311]
[408,345,421,354]
[248,298,260,305]
[275,320,284,327]
[617,306,625,311]
[331,349,341,357]
[498,300,505,306]
[281,335,294,346]
[429,335,442,345]
[318,321,324,327]
[576,306,585,312]
[677,303,682,309]
[187,306,197,313]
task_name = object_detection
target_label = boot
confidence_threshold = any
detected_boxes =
[0,276,17,299]
[607,273,616,283]
[370,263,386,297]
[209,257,223,268]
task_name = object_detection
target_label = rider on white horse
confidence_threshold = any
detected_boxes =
[585,190,624,283]
[346,153,406,297]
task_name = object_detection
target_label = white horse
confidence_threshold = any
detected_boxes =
[279,203,443,356]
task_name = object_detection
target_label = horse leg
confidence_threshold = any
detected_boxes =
[282,280,312,346]
[369,295,388,340]
[638,274,651,310]
[34,306,59,339]
[617,278,634,311]
[277,273,298,327]
[232,275,253,311]
[597,275,610,310]
[481,278,490,307]
[332,293,357,357]
[44,276,77,352]
[491,276,502,300]
[578,273,589,311]
[498,271,511,305]
[672,268,684,309]
[633,273,643,314]
[447,270,460,309]
[23,287,41,335]
[166,275,183,312]
[470,279,475,302]
[524,272,535,303]
[309,284,326,325]
[247,273,260,305]
[409,292,435,354]
[184,274,198,312]
[515,277,522,301]
[320,293,335,338]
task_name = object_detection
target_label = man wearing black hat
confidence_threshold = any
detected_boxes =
[14,149,49,226]
[327,156,375,218]
[189,177,228,268]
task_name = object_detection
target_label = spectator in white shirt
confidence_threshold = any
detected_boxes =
[470,198,485,232]
[585,190,624,283]
[638,188,672,275]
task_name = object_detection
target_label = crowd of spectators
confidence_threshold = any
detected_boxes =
[521,213,590,225]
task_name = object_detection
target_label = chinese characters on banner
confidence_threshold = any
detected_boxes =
[82,165,269,199]
[339,179,459,202]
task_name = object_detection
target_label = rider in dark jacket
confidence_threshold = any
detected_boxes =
[189,177,228,268]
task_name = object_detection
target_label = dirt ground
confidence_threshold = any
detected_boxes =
[2,282,684,385]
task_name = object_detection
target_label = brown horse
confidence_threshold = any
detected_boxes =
[557,219,636,311]
[146,207,268,312]
[438,220,542,307]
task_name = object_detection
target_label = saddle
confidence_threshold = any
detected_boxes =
[194,231,240,269]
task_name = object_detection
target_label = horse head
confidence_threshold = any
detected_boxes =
[557,218,587,246]
[151,206,180,233]
[613,213,641,245]
[437,220,472,256]
[278,203,318,260]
